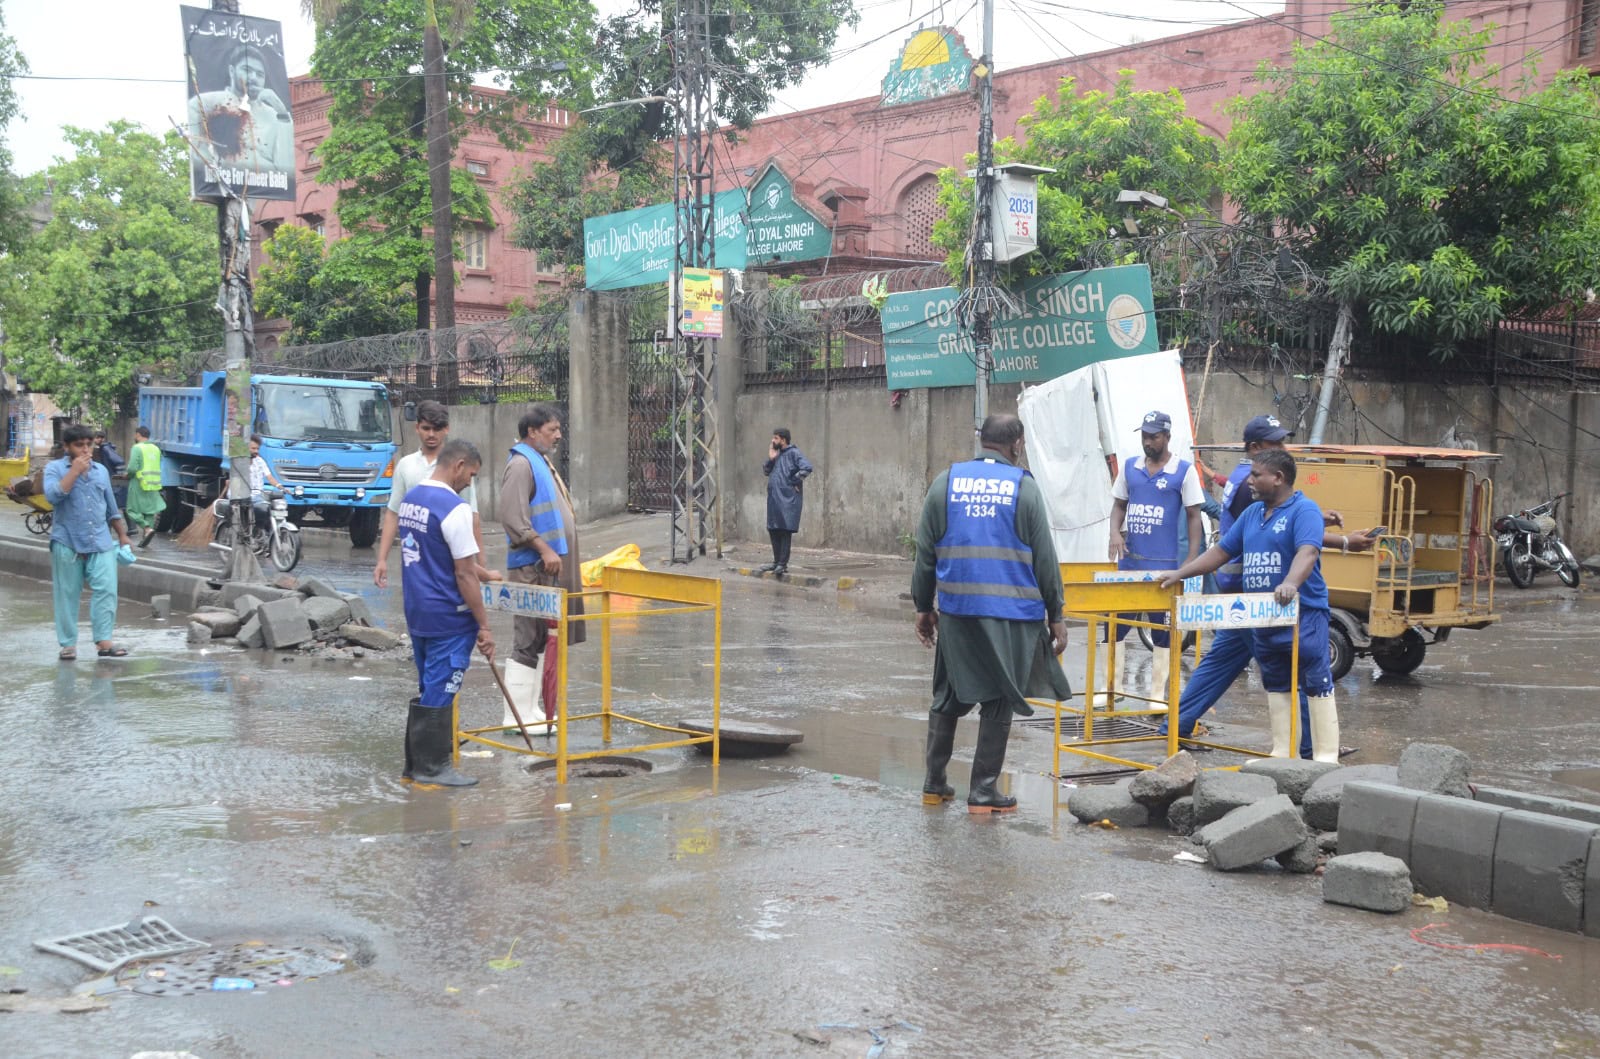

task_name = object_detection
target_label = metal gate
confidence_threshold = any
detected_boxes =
[627,328,677,512]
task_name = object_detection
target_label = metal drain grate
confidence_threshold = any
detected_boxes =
[1016,715,1162,740]
[35,916,206,973]
[121,943,350,997]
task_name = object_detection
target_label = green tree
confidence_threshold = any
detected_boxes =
[933,71,1219,280]
[0,5,27,259]
[0,123,217,418]
[255,224,415,344]
[511,0,858,269]
[1223,0,1600,350]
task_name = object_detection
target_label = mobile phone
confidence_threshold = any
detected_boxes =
[1367,526,1388,537]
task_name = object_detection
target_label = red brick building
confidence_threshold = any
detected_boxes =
[255,0,1598,328]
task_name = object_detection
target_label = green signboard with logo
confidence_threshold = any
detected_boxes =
[882,264,1159,388]
[745,166,832,265]
[583,191,748,291]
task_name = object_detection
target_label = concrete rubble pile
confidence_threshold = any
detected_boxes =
[159,575,404,661]
[1064,742,1600,936]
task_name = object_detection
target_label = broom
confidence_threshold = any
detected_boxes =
[175,491,218,549]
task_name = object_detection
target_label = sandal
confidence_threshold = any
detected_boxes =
[58,647,76,661]
[97,646,129,658]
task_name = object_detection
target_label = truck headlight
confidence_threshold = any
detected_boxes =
[355,487,365,499]
[294,485,305,498]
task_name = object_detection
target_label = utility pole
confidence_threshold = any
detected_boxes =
[1308,299,1354,445]
[668,0,720,562]
[423,0,456,396]
[969,0,997,456]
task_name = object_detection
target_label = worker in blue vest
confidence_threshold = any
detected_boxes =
[1161,415,1374,754]
[913,414,1070,814]
[398,438,494,787]
[1106,410,1204,704]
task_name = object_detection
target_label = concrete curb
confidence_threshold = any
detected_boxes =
[0,536,212,612]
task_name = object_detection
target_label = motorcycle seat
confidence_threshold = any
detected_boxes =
[1510,517,1541,533]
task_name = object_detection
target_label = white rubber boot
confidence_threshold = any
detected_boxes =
[1085,642,1114,708]
[1266,691,1294,758]
[502,657,543,734]
[1110,639,1128,706]
[1150,644,1172,710]
[1308,693,1341,764]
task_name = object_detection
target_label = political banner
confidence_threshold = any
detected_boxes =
[882,265,1158,389]
[181,5,296,203]
[1176,593,1299,631]
[678,268,725,337]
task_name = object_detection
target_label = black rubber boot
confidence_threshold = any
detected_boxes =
[966,713,1017,814]
[402,696,419,781]
[922,711,959,805]
[407,701,478,788]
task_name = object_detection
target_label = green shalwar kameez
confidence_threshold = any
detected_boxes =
[123,443,167,531]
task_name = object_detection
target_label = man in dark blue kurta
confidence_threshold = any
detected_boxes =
[912,414,1070,813]
[761,428,813,576]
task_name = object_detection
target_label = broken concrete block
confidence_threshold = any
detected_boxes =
[1492,810,1597,934]
[1302,764,1401,832]
[1323,852,1412,913]
[340,592,376,626]
[221,581,298,606]
[185,621,212,645]
[1129,751,1199,811]
[299,575,342,600]
[1193,770,1278,826]
[1067,785,1150,828]
[339,623,401,651]
[1410,792,1506,910]
[1398,743,1472,798]
[188,608,243,638]
[1472,787,1600,828]
[238,614,265,649]
[1167,796,1196,836]
[271,572,300,591]
[233,593,263,621]
[1202,794,1307,871]
[257,596,314,649]
[1338,782,1422,865]
[1318,832,1339,853]
[1239,758,1341,803]
[302,596,352,632]
[150,594,172,620]
[1276,834,1320,874]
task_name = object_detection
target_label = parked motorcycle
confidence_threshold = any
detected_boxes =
[211,489,302,572]
[1494,492,1580,589]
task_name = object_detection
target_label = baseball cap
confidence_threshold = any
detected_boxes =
[1137,411,1172,434]
[1243,414,1293,443]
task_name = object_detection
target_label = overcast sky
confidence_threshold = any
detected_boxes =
[7,0,1284,176]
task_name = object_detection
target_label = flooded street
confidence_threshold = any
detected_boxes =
[1,532,1597,1056]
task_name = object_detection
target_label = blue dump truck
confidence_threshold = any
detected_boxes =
[138,370,396,547]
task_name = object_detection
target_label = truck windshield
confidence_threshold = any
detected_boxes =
[256,383,392,444]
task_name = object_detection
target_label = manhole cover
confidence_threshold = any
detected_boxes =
[525,755,654,779]
[676,717,802,758]
[120,942,350,997]
[1016,715,1161,740]
[35,916,206,973]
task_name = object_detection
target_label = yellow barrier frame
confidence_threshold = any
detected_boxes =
[1044,563,1300,773]
[457,567,722,783]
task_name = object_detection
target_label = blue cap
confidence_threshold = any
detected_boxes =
[1243,414,1293,443]
[1138,411,1172,434]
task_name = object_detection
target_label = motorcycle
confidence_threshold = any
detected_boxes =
[1494,492,1580,589]
[211,489,302,572]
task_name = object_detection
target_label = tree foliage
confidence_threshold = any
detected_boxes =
[0,123,217,419]
[1224,0,1600,350]
[306,0,592,317]
[0,5,27,259]
[511,0,857,268]
[933,71,1219,281]
[255,224,415,344]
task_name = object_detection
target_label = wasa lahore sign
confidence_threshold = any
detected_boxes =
[880,265,1159,388]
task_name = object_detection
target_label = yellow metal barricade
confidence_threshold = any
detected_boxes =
[458,567,721,783]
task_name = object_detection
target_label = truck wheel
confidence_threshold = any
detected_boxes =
[348,508,380,549]
[1328,623,1355,682]
[160,486,193,533]
[1372,629,1427,675]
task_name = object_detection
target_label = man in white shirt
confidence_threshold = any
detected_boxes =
[374,400,496,587]
[248,434,285,528]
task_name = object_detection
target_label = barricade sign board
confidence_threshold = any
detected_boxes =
[482,581,563,621]
[1177,593,1298,631]
[1092,571,1202,594]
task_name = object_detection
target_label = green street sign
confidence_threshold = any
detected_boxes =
[745,166,832,265]
[583,192,748,291]
[883,265,1159,388]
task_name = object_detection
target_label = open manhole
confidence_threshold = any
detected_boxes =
[118,942,350,997]
[525,755,654,779]
[1015,715,1161,740]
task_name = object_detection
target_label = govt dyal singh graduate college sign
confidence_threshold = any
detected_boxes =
[881,265,1159,388]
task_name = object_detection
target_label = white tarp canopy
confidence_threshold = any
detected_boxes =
[1017,348,1199,563]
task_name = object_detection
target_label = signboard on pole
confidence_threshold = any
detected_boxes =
[180,5,295,203]
[677,268,725,337]
[582,192,747,291]
[882,264,1159,389]
[482,581,564,622]
[745,165,832,265]
[1176,593,1300,631]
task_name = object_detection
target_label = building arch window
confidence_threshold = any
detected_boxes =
[899,173,940,257]
[1579,0,1599,60]
[463,226,489,271]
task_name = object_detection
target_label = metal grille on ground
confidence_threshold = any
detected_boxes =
[120,942,350,996]
[34,916,206,974]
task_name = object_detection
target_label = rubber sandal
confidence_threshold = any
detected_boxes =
[97,646,129,658]
[58,647,76,661]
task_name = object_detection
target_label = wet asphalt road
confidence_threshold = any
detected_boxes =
[1,523,1598,1057]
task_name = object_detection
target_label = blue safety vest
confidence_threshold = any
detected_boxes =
[505,442,569,570]
[1119,455,1191,571]
[398,483,477,638]
[1216,459,1253,592]
[934,459,1046,622]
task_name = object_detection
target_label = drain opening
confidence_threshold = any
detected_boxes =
[525,755,654,779]
[119,942,350,997]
